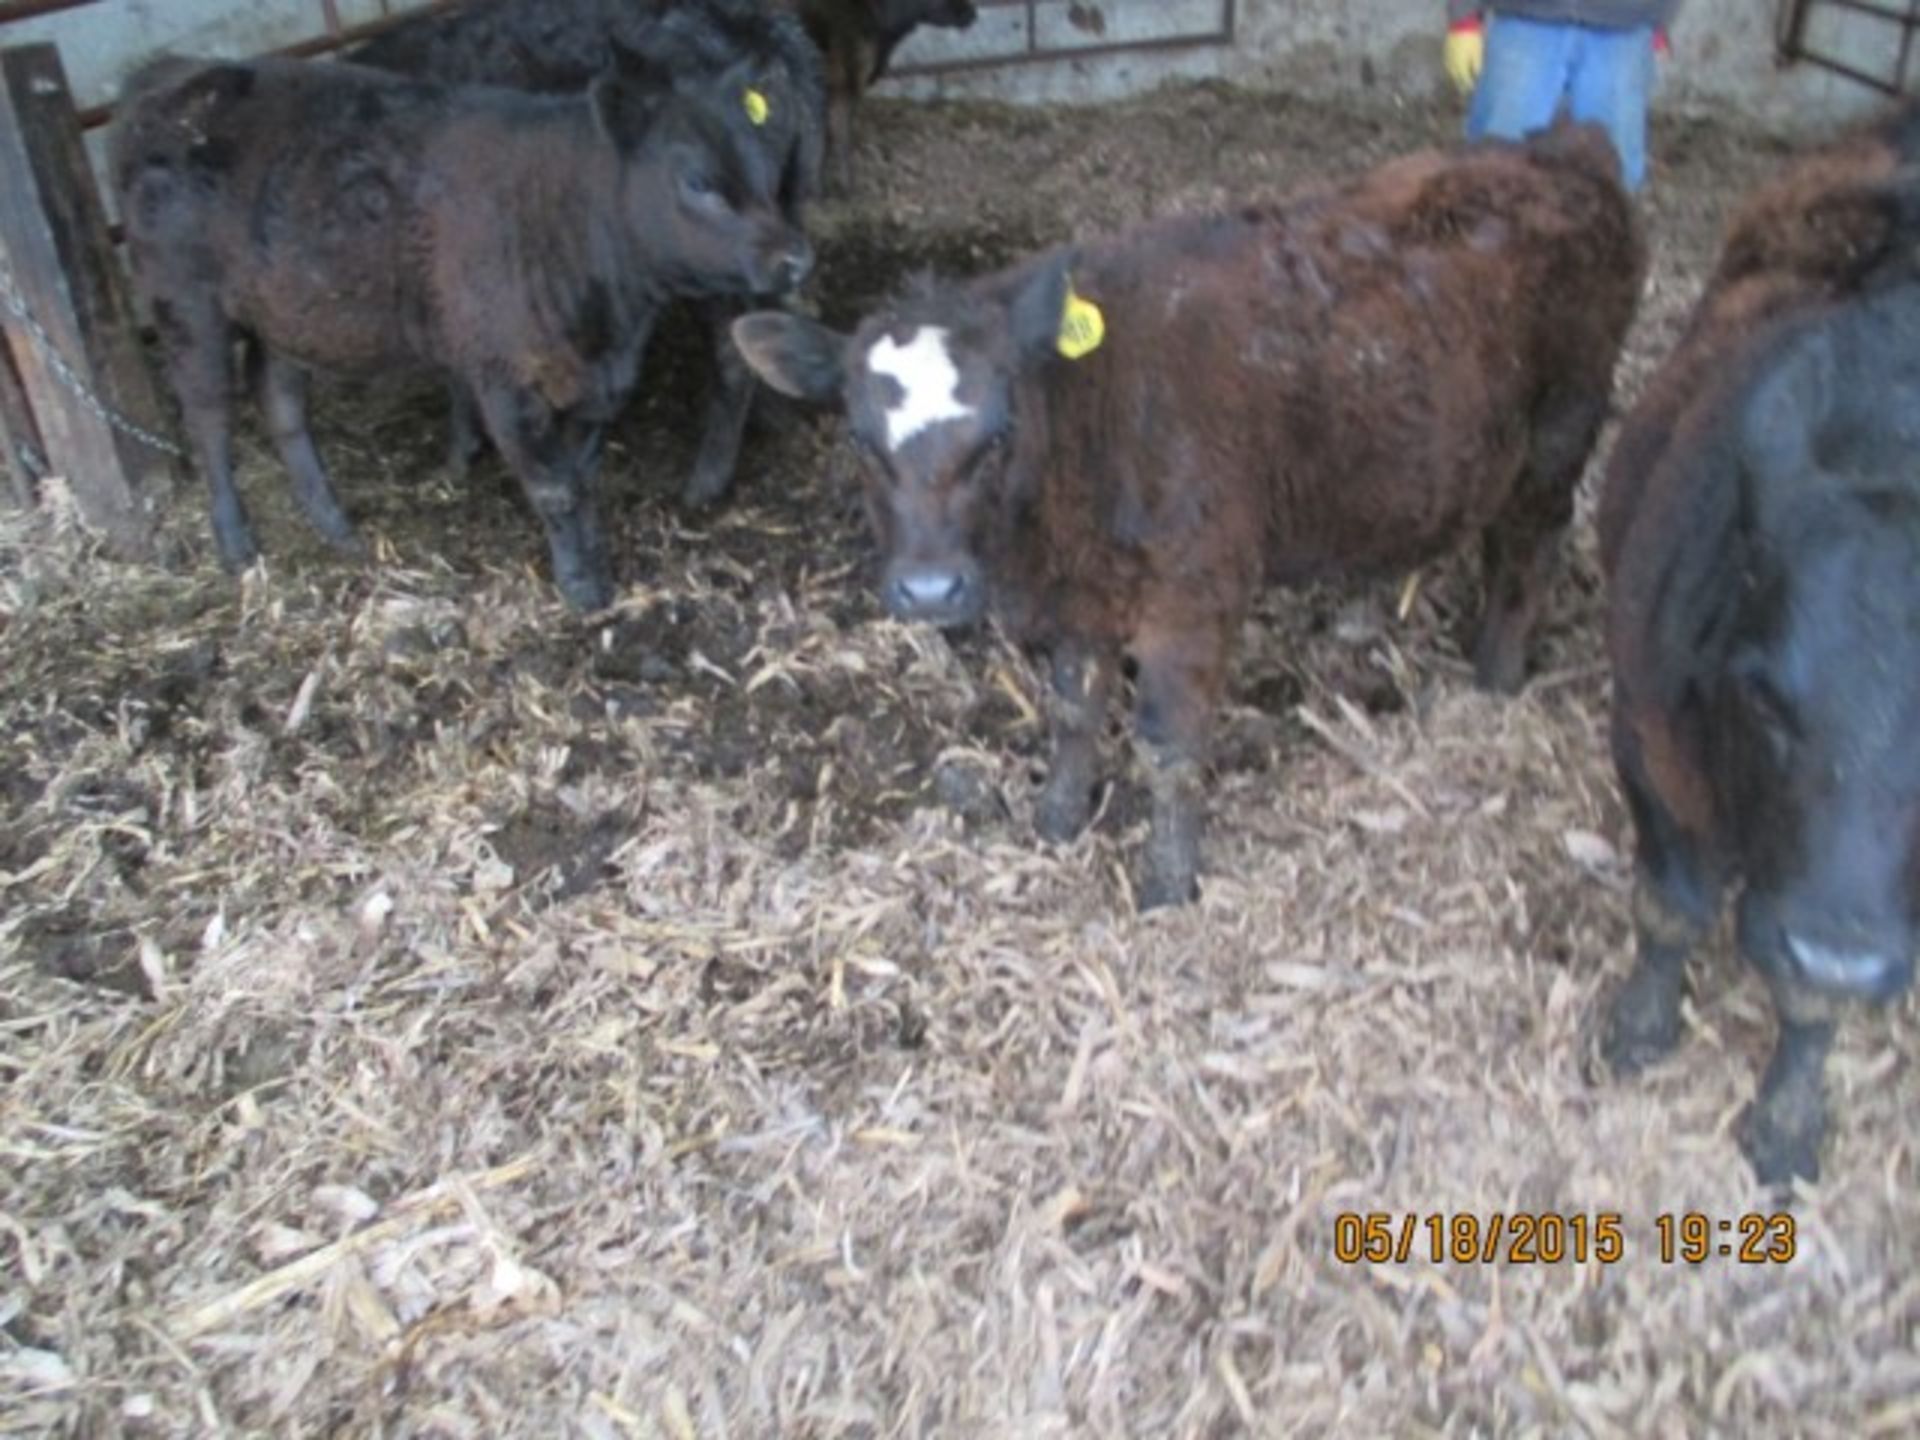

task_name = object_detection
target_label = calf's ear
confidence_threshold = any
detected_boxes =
[732,312,849,404]
[591,42,671,153]
[1005,250,1074,364]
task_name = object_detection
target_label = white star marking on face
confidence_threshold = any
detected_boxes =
[867,326,974,451]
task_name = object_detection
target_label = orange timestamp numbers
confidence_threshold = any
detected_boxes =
[1333,1212,1798,1266]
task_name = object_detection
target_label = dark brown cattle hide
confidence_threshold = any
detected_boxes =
[736,122,1644,908]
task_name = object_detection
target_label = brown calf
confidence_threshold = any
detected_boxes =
[735,123,1645,907]
[111,49,811,609]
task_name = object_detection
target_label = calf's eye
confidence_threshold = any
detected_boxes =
[1739,672,1799,759]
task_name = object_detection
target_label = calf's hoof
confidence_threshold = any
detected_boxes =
[1470,634,1528,696]
[1136,867,1198,913]
[213,531,260,574]
[679,466,732,511]
[1135,856,1200,913]
[556,569,615,614]
[1739,1095,1825,1188]
[1601,966,1684,1075]
[1034,775,1094,844]
[446,443,484,485]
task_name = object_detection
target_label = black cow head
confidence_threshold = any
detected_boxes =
[869,0,979,73]
[733,253,1075,627]
[1713,492,1920,1004]
[592,42,812,298]
[641,2,819,213]
[881,0,979,30]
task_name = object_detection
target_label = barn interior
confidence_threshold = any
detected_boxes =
[2,2,1918,1435]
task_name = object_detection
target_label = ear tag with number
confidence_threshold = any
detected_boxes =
[1057,280,1105,361]
[744,88,770,126]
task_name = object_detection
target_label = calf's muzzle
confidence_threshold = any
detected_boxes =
[1780,929,1913,1002]
[884,559,984,627]
[752,235,815,297]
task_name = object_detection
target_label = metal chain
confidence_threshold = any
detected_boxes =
[0,255,189,460]
[14,438,47,478]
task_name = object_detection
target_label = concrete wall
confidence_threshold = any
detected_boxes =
[889,0,1905,137]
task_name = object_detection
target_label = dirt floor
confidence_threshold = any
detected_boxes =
[4,80,1918,1438]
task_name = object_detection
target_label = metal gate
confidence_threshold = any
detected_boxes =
[1778,0,1920,95]
[2,0,1241,123]
[890,0,1236,80]
[0,0,459,130]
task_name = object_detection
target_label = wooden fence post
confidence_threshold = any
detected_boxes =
[0,329,41,509]
[0,42,175,556]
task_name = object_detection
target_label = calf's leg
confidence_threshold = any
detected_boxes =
[1035,642,1116,843]
[153,296,254,569]
[1603,727,1721,1073]
[478,386,615,612]
[1739,979,1838,1186]
[683,299,757,509]
[1472,392,1607,692]
[1128,621,1229,911]
[257,352,361,553]
[446,382,487,483]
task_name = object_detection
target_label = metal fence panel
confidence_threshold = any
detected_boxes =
[890,0,1235,78]
[1777,0,1920,96]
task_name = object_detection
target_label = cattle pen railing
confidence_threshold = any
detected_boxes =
[886,0,1236,81]
[1777,0,1920,96]
[1,0,1241,133]
[0,0,464,131]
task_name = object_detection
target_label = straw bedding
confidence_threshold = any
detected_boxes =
[3,83,1917,1437]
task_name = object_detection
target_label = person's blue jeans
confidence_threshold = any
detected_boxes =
[1466,14,1656,190]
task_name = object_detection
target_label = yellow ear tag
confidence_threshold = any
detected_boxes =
[743,88,770,126]
[1057,281,1105,361]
